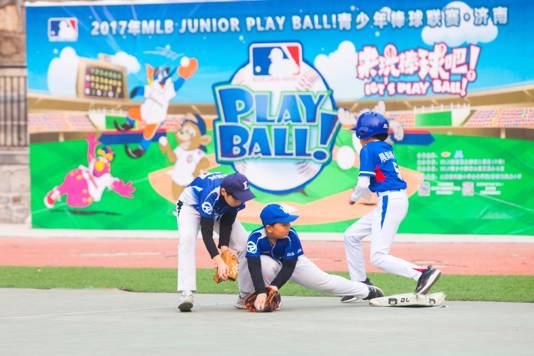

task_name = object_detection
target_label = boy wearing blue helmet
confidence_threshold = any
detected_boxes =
[342,111,441,303]
[237,203,384,311]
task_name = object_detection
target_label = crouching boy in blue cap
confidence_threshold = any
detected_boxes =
[236,203,384,311]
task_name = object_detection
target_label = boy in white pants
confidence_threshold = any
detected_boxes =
[238,203,384,311]
[342,111,441,302]
[176,172,255,312]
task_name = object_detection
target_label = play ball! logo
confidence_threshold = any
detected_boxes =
[213,42,339,194]
[48,18,78,42]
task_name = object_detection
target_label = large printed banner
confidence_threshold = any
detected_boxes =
[26,0,534,234]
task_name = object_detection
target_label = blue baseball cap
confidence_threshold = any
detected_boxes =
[351,111,389,139]
[260,204,299,226]
[221,173,255,202]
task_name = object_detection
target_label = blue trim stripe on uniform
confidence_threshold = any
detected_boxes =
[380,196,389,228]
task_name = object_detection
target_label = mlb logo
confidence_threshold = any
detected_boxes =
[48,18,78,42]
[249,42,302,76]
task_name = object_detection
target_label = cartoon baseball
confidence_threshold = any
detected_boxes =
[114,56,199,159]
[44,134,135,209]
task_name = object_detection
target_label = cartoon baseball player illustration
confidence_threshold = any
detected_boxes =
[342,112,441,302]
[236,203,384,311]
[175,171,255,312]
[44,134,135,209]
[114,56,198,159]
[159,113,211,202]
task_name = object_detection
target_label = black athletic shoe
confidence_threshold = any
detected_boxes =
[125,145,145,159]
[362,278,373,286]
[114,120,134,132]
[340,278,374,303]
[340,295,358,303]
[178,294,193,312]
[363,285,384,300]
[415,266,442,294]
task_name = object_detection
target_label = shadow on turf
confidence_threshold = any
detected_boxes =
[50,209,122,216]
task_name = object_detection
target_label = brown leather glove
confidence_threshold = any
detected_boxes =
[213,249,239,283]
[244,286,281,312]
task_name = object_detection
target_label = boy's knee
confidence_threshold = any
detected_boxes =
[344,231,364,244]
[344,230,356,242]
[370,251,386,268]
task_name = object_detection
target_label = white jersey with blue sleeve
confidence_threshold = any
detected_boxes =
[246,227,304,262]
[359,141,407,193]
[179,172,245,220]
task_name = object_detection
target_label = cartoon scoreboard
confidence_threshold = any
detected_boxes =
[76,57,128,100]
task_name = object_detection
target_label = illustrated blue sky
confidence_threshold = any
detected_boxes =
[26,0,534,103]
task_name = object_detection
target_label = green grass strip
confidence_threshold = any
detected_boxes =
[1,266,533,303]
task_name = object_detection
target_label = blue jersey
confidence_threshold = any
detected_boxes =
[359,141,407,193]
[180,172,245,220]
[246,227,304,262]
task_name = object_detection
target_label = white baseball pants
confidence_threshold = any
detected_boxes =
[344,190,422,282]
[240,255,370,298]
[176,204,249,292]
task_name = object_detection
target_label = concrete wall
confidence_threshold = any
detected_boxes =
[0,148,29,223]
[1,1,28,223]
[0,0,25,66]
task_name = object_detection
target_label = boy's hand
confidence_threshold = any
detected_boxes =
[244,286,281,312]
[216,261,228,281]
[349,190,360,205]
[254,293,267,311]
[213,250,238,283]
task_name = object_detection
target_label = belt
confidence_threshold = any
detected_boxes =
[377,189,406,197]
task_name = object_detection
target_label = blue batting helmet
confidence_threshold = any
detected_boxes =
[351,111,389,139]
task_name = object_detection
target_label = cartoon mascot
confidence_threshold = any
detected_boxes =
[158,113,211,202]
[115,56,199,159]
[44,134,135,208]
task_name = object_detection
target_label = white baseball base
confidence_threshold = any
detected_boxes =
[369,292,446,307]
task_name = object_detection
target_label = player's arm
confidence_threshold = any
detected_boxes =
[270,230,300,289]
[350,146,374,204]
[246,256,267,294]
[200,217,219,258]
[349,176,371,205]
[200,217,229,280]
[218,211,237,250]
[270,258,297,289]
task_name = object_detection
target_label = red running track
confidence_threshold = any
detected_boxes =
[1,238,533,275]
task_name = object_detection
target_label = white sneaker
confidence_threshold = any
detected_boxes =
[178,293,194,312]
[234,293,247,309]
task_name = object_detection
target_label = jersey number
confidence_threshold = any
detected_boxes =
[392,162,404,180]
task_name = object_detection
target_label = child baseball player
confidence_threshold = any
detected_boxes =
[342,111,441,302]
[237,203,384,311]
[176,172,255,312]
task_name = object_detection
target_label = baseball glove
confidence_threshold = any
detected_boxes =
[213,249,239,284]
[244,285,281,312]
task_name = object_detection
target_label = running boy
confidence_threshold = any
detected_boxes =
[238,203,384,311]
[176,172,255,312]
[342,111,441,302]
